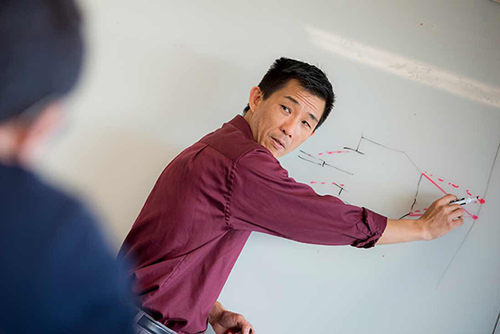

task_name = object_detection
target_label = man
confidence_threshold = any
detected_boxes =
[119,58,465,334]
[0,1,134,333]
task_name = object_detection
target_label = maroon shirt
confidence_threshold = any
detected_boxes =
[118,115,387,334]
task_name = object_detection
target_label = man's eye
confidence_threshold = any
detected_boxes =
[302,121,311,129]
[281,105,291,113]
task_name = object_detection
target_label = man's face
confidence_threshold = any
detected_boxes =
[245,79,325,158]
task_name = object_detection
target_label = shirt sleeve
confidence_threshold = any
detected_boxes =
[228,149,387,249]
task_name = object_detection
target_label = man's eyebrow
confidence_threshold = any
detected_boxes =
[284,96,300,105]
[284,96,319,125]
[307,112,319,125]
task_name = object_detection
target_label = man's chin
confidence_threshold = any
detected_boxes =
[273,149,287,159]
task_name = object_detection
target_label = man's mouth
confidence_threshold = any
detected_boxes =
[271,137,285,150]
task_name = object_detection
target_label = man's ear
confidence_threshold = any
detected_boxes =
[248,86,263,114]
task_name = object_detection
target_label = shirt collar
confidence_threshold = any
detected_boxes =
[228,114,255,141]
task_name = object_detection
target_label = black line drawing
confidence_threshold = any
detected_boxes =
[297,150,353,197]
[345,135,421,173]
[491,308,500,334]
[298,150,354,175]
[400,173,424,219]
[298,134,492,288]
[301,136,424,217]
[344,135,365,155]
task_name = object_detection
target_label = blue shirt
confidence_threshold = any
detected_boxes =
[0,163,134,333]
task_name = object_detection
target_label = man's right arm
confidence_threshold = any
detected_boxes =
[377,194,465,245]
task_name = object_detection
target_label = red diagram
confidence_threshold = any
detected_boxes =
[297,134,493,287]
[298,136,485,220]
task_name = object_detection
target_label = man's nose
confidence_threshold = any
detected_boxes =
[280,119,297,138]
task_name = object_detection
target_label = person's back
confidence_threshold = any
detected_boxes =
[0,164,134,333]
[0,1,134,332]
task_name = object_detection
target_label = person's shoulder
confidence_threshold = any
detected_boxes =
[0,163,104,294]
[237,147,289,180]
[0,164,134,334]
[0,163,116,284]
[0,163,74,206]
[0,164,94,242]
[200,115,268,162]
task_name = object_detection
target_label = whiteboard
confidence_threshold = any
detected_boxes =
[41,1,500,333]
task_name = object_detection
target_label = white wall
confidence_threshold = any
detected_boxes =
[40,1,500,333]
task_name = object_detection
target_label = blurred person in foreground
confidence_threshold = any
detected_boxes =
[0,1,134,333]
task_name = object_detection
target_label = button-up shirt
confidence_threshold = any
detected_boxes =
[118,115,387,334]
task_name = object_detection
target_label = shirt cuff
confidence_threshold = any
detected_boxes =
[351,208,388,249]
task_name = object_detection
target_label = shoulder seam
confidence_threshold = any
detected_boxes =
[224,162,236,229]
[233,146,270,165]
[200,123,267,163]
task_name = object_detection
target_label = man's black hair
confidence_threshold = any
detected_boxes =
[0,0,84,123]
[243,57,335,130]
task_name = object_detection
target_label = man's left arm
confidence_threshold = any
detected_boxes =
[377,194,465,245]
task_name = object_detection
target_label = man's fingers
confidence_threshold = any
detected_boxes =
[445,204,462,213]
[438,194,458,206]
[453,217,465,226]
[240,322,254,334]
[236,317,254,334]
[450,208,465,220]
[221,312,253,334]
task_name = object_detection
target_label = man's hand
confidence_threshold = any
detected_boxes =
[417,194,465,241]
[378,194,465,245]
[209,301,254,334]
